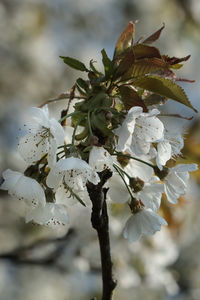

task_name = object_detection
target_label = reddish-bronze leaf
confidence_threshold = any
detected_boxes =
[114,22,135,58]
[119,86,148,111]
[143,24,165,44]
[133,44,162,59]
[122,57,168,79]
[114,50,135,77]
[162,54,191,65]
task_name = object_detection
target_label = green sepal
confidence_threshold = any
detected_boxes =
[75,127,89,141]
[90,92,112,111]
[91,111,113,137]
[76,78,90,93]
[76,84,87,96]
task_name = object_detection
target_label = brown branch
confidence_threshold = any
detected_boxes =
[0,228,75,268]
[38,93,86,108]
[87,170,117,300]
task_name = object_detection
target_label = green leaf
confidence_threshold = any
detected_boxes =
[122,58,167,79]
[114,22,135,58]
[60,56,88,72]
[119,86,148,111]
[144,94,167,106]
[133,75,197,112]
[143,24,165,44]
[101,49,114,78]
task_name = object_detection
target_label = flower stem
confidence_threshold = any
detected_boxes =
[71,117,85,147]
[87,110,93,136]
[113,152,155,169]
[59,111,79,124]
[113,164,135,200]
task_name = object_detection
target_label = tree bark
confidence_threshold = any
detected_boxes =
[87,170,117,300]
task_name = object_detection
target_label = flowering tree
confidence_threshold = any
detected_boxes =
[0,22,198,300]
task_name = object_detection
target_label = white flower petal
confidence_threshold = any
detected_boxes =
[46,168,63,189]
[135,115,164,142]
[115,107,142,152]
[0,169,22,190]
[47,138,57,168]
[125,159,153,182]
[163,163,198,204]
[49,118,65,145]
[172,163,198,173]
[164,184,179,204]
[18,133,48,163]
[56,157,90,171]
[1,170,46,207]
[123,215,142,242]
[156,141,172,169]
[107,173,130,203]
[26,203,69,225]
[89,146,114,172]
[123,209,167,243]
[138,183,163,211]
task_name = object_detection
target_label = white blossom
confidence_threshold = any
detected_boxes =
[26,203,69,226]
[55,184,91,207]
[134,178,163,211]
[163,163,198,204]
[18,106,65,166]
[156,141,172,170]
[89,146,114,172]
[0,169,46,207]
[123,208,167,243]
[46,157,100,192]
[156,117,185,169]
[115,107,164,156]
[107,173,130,203]
[125,157,154,182]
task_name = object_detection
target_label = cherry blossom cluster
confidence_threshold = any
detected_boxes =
[0,23,198,242]
[0,102,197,241]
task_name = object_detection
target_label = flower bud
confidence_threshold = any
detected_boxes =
[129,177,144,193]
[105,111,113,120]
[88,135,99,146]
[154,166,169,180]
[117,152,130,167]
[129,197,141,213]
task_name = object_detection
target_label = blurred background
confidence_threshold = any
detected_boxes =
[0,0,200,299]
